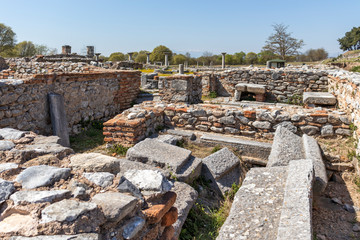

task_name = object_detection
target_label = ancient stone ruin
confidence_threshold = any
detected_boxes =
[1,55,360,239]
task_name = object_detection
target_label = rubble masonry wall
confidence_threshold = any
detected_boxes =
[0,71,140,135]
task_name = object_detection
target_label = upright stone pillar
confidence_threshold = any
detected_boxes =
[185,61,188,69]
[221,52,226,69]
[87,46,94,58]
[62,45,71,55]
[179,64,184,74]
[164,52,169,67]
[95,53,101,62]
[48,93,70,147]
[128,52,134,62]
[146,53,151,64]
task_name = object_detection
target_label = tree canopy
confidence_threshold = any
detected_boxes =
[338,26,360,51]
[262,23,304,60]
[108,52,125,62]
[16,41,36,57]
[150,45,172,63]
[0,23,16,54]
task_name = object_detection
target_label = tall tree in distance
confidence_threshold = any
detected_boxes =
[338,26,360,51]
[15,41,36,57]
[150,45,172,63]
[0,23,16,55]
[263,23,304,60]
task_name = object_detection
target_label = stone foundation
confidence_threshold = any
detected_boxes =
[103,102,350,146]
[0,71,140,135]
[200,68,329,102]
[158,75,202,104]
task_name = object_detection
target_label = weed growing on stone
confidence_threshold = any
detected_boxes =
[108,144,130,156]
[181,179,241,239]
[286,94,303,105]
[351,66,360,73]
[211,145,222,153]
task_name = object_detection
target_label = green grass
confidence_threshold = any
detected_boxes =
[181,179,240,240]
[211,145,222,153]
[70,122,104,153]
[108,144,130,156]
[351,66,360,73]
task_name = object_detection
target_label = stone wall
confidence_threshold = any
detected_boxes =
[328,70,360,151]
[0,58,101,79]
[103,102,350,146]
[158,75,202,104]
[201,68,329,102]
[0,71,140,135]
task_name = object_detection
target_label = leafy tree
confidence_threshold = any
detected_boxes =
[172,54,187,65]
[150,45,172,63]
[16,41,36,57]
[338,27,360,51]
[233,52,246,65]
[108,52,125,62]
[263,23,304,60]
[245,52,258,64]
[35,44,49,55]
[225,54,234,65]
[306,48,328,61]
[257,50,277,64]
[0,23,16,54]
[135,50,148,63]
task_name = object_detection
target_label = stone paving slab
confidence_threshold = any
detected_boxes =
[0,162,18,173]
[10,190,71,205]
[70,153,120,174]
[202,147,239,180]
[0,140,15,151]
[303,92,337,106]
[200,134,272,160]
[40,199,98,223]
[91,192,138,222]
[126,138,191,173]
[267,126,304,167]
[302,134,327,194]
[0,128,26,140]
[16,165,71,189]
[217,166,288,240]
[166,129,196,140]
[276,159,314,240]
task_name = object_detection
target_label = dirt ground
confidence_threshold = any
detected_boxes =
[313,171,360,240]
[313,135,360,240]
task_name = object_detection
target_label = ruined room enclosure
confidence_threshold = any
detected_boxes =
[1,58,360,239]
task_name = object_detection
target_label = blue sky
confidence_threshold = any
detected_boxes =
[1,0,359,57]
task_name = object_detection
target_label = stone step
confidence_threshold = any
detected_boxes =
[217,166,288,240]
[200,134,272,160]
[174,156,202,183]
[126,138,192,173]
[202,147,244,196]
[267,126,327,194]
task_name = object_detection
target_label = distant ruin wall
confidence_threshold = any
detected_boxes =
[201,69,329,102]
[0,58,100,79]
[104,102,350,146]
[0,71,140,135]
[158,75,202,104]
